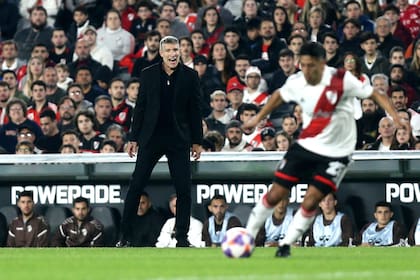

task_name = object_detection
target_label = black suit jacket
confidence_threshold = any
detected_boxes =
[129,62,203,147]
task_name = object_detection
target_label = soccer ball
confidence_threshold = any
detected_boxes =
[221,227,255,258]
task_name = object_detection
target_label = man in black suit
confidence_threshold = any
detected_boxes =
[119,36,203,247]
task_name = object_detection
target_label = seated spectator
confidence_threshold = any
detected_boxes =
[131,30,161,79]
[359,32,389,79]
[159,2,190,38]
[179,37,194,68]
[339,19,363,57]
[1,70,30,105]
[109,78,132,132]
[61,129,81,153]
[197,0,233,29]
[66,5,90,47]
[156,194,203,248]
[74,110,102,153]
[222,120,252,152]
[390,127,416,150]
[20,56,45,98]
[97,9,135,62]
[43,66,66,105]
[14,6,53,61]
[73,67,104,105]
[68,39,102,81]
[356,97,385,149]
[389,64,417,108]
[275,131,292,152]
[255,197,294,247]
[204,130,225,152]
[37,110,62,153]
[272,6,292,41]
[15,141,35,155]
[205,90,233,135]
[356,201,405,246]
[375,16,405,60]
[1,40,25,73]
[125,78,140,108]
[239,103,268,149]
[306,193,354,247]
[60,144,77,154]
[306,6,332,43]
[26,80,58,126]
[0,99,42,153]
[49,28,73,65]
[322,32,342,68]
[408,217,420,246]
[363,116,395,150]
[383,4,412,49]
[260,127,276,151]
[243,66,269,106]
[79,26,114,71]
[226,81,244,117]
[191,29,210,57]
[57,96,77,132]
[125,192,166,247]
[129,1,156,50]
[55,64,73,92]
[51,197,104,247]
[7,191,49,247]
[176,0,197,33]
[200,6,225,49]
[105,124,126,153]
[94,95,115,135]
[281,114,299,140]
[99,139,117,153]
[202,194,242,247]
[112,0,137,31]
[0,81,12,125]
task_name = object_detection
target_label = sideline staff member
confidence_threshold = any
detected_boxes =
[119,36,202,247]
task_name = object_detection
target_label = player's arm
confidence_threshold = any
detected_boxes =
[370,89,407,129]
[243,89,284,129]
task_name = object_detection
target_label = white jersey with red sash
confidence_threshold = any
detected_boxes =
[279,67,372,157]
[243,127,263,148]
[243,89,269,106]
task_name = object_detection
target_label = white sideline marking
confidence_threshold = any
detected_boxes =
[145,271,420,280]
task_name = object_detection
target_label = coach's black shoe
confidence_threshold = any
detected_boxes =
[176,240,192,247]
[275,245,291,258]
[116,240,130,248]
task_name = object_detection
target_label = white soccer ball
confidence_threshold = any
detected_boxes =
[221,227,255,258]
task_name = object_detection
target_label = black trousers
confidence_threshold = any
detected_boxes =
[121,137,192,244]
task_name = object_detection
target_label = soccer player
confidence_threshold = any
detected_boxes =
[244,42,406,257]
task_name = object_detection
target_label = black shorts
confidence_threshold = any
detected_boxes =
[273,143,351,195]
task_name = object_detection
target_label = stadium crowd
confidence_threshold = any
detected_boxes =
[2,0,420,154]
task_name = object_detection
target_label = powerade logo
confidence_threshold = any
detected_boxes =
[386,183,420,203]
[196,184,308,204]
[11,185,123,205]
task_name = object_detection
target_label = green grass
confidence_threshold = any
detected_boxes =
[0,247,419,280]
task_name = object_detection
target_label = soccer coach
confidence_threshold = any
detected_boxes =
[120,36,203,247]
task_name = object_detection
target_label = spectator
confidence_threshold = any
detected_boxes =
[200,7,225,49]
[272,6,292,41]
[125,192,166,247]
[300,0,337,28]
[243,66,269,106]
[322,32,342,68]
[340,18,363,57]
[19,1,60,28]
[287,34,305,68]
[55,63,73,91]
[49,28,73,65]
[66,5,90,47]
[205,90,233,135]
[390,86,408,111]
[15,141,35,154]
[94,95,115,135]
[226,81,244,117]
[281,114,299,140]
[26,80,58,125]
[202,194,242,247]
[159,2,190,38]
[226,55,250,94]
[176,0,197,33]
[224,26,250,60]
[61,129,81,153]
[129,1,156,50]
[396,0,420,39]
[73,66,103,104]
[97,9,135,62]
[155,18,172,38]
[51,196,104,247]
[239,103,266,148]
[190,29,210,57]
[1,40,25,73]
[390,126,416,150]
[340,1,374,37]
[221,119,252,152]
[307,6,332,43]
[67,83,92,113]
[356,97,385,149]
[250,18,287,75]
[0,1,19,41]
[208,41,234,87]
[306,193,354,247]
[204,130,225,151]
[14,6,53,62]
[68,39,102,80]
[375,16,405,60]
[125,77,140,108]
[60,143,77,153]
[109,78,133,132]
[371,73,389,94]
[179,37,194,68]
[260,127,276,151]
[74,110,102,153]
[80,26,114,71]
[20,56,45,98]
[364,116,395,150]
[0,81,11,125]
[57,96,77,131]
[269,48,299,94]
[15,125,42,154]
[389,46,418,91]
[156,194,203,248]
[255,197,294,247]
[275,131,292,151]
[196,0,233,29]
[37,110,62,153]
[43,66,66,105]
[112,0,137,31]
[0,99,42,153]
[131,30,161,79]
[1,70,30,105]
[357,201,405,246]
[7,191,49,247]
[408,217,420,246]
[99,139,117,153]
[361,0,381,20]
[359,32,389,79]
[383,4,412,48]
[389,64,417,107]
[105,124,126,153]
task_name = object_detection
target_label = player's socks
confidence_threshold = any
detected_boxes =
[246,194,274,238]
[280,206,316,246]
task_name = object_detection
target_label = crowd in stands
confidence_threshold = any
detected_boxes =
[2,0,420,154]
[0,191,419,247]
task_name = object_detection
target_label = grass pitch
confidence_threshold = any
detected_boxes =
[0,247,419,280]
